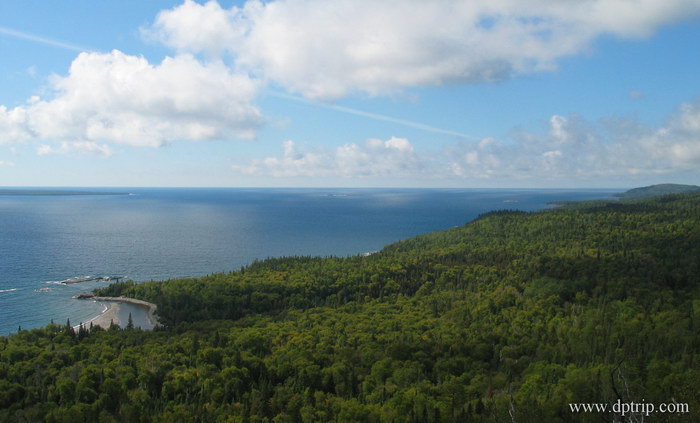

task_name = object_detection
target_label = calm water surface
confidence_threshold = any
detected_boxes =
[0,188,618,335]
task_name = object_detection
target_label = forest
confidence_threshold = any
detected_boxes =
[2,193,700,422]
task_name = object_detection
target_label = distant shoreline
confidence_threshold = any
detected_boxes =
[0,189,129,196]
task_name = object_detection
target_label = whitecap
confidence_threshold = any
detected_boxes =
[33,287,52,293]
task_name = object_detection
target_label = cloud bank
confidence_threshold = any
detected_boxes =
[238,100,700,181]
[150,0,700,100]
[236,137,426,177]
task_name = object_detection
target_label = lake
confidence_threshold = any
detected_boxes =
[0,187,619,335]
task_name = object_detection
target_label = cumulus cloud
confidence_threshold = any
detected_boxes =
[148,0,700,100]
[0,50,262,148]
[450,99,700,180]
[0,160,15,167]
[143,0,249,56]
[237,100,700,181]
[0,105,32,144]
[663,101,700,164]
[235,136,427,177]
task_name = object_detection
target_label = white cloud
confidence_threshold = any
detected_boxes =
[0,105,32,144]
[37,141,113,157]
[450,100,700,180]
[235,136,427,177]
[238,99,700,181]
[663,101,700,164]
[148,0,700,100]
[0,160,15,167]
[0,50,262,148]
[144,0,248,56]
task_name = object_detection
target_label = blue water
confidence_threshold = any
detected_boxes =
[0,188,618,335]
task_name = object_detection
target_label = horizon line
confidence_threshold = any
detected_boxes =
[0,185,631,190]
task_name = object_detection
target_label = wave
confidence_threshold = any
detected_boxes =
[0,288,19,293]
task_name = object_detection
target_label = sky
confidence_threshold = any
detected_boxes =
[1,0,700,188]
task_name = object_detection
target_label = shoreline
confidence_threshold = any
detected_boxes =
[73,302,120,330]
[74,296,161,330]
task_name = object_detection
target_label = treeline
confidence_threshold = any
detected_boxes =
[2,193,700,422]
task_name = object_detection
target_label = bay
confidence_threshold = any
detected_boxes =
[0,187,618,335]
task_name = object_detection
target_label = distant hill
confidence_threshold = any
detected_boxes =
[615,183,700,199]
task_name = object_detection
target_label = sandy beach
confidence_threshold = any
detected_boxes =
[73,301,121,330]
[73,296,160,331]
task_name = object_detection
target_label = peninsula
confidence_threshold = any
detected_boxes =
[614,183,700,199]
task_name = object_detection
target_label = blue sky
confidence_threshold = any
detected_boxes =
[1,0,700,188]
